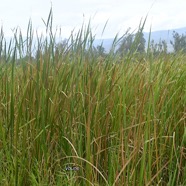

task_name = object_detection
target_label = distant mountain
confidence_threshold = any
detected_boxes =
[94,27,186,53]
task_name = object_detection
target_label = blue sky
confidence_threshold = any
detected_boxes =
[0,0,186,39]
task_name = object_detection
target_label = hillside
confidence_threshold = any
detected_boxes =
[94,27,186,52]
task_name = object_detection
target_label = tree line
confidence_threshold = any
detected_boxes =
[93,29,186,58]
[4,28,185,63]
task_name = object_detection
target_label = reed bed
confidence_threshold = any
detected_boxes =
[0,12,185,186]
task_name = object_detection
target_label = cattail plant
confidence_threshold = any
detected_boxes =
[0,8,185,186]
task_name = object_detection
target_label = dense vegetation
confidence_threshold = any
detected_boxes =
[0,11,185,185]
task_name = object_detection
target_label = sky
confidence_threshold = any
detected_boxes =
[0,0,186,39]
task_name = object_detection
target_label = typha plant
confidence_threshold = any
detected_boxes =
[0,8,185,186]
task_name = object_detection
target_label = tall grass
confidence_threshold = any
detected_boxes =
[0,10,185,185]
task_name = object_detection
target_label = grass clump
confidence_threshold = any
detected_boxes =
[0,11,185,186]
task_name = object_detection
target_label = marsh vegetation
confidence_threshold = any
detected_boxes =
[0,10,185,185]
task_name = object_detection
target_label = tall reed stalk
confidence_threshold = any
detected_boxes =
[0,9,185,185]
